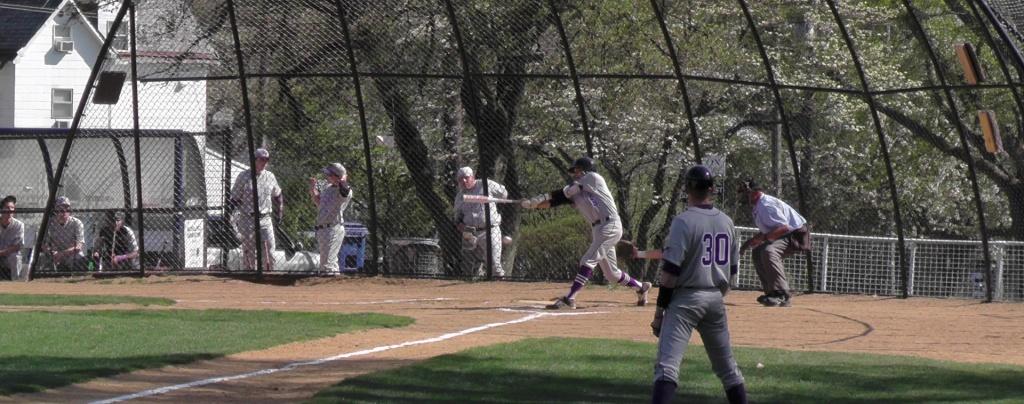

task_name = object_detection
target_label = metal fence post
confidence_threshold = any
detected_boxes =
[994,244,1005,301]
[908,241,916,296]
[820,235,829,292]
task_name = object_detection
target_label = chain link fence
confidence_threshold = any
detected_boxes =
[6,0,1023,301]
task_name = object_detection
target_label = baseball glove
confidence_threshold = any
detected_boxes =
[615,239,638,260]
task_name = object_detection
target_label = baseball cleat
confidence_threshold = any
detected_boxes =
[546,296,576,310]
[637,282,652,306]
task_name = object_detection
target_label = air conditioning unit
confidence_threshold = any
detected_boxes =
[55,40,74,53]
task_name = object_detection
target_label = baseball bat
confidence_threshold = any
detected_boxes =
[462,194,523,204]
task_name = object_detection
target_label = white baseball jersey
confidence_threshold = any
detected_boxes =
[455,179,507,228]
[316,184,352,227]
[231,169,282,216]
[563,172,618,224]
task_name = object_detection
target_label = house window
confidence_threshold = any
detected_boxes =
[104,21,128,52]
[53,25,73,52]
[52,89,74,119]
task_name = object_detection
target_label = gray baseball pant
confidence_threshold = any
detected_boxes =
[317,224,345,273]
[1,254,19,280]
[654,289,745,389]
[238,216,276,271]
[463,225,503,277]
[580,220,624,282]
[752,237,792,294]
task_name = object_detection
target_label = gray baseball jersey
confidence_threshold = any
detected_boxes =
[316,185,352,227]
[95,226,139,270]
[46,216,85,252]
[0,218,24,254]
[563,171,618,224]
[654,204,744,389]
[454,179,507,228]
[231,169,282,216]
[662,205,738,290]
[0,218,24,276]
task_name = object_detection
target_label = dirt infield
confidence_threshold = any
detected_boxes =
[2,276,1023,403]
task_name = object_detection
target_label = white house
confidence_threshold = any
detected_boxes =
[0,1,278,272]
[1,0,211,131]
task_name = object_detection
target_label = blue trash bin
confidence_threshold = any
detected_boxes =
[338,222,369,272]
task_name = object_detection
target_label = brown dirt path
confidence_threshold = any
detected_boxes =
[1,276,1022,403]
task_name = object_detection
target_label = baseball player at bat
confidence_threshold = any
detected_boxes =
[454,167,506,278]
[651,165,747,404]
[520,156,651,309]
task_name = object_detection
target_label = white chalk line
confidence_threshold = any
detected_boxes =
[90,309,597,404]
[256,297,456,305]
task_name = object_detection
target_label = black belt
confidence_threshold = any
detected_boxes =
[249,212,269,218]
[314,223,339,230]
[591,216,613,227]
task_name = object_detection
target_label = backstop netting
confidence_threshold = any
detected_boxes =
[9,0,1023,301]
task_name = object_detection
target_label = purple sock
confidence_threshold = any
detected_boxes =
[619,272,641,288]
[566,266,593,300]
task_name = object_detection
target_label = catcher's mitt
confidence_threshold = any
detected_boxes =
[615,239,638,260]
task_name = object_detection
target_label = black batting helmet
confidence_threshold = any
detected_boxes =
[569,156,595,173]
[684,165,714,191]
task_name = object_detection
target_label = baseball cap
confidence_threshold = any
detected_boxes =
[323,163,346,177]
[457,167,474,178]
[55,196,71,207]
[254,148,270,159]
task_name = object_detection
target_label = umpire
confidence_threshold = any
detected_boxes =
[737,180,810,307]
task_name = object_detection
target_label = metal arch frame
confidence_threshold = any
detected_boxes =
[28,1,133,281]
[735,0,815,291]
[969,0,1024,141]
[823,0,909,298]
[225,0,266,277]
[440,0,494,279]
[128,0,145,276]
[975,0,1024,79]
[649,0,704,163]
[546,0,594,158]
[36,139,54,190]
[333,0,382,274]
[900,0,994,302]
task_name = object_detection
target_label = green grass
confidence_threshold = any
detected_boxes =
[310,337,1024,403]
[0,310,413,395]
[0,293,175,307]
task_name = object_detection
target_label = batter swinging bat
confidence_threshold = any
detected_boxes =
[462,194,523,205]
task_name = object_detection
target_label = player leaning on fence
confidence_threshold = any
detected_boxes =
[0,195,24,280]
[649,165,747,404]
[453,166,507,278]
[228,148,283,272]
[736,180,811,307]
[521,156,650,309]
[310,163,352,275]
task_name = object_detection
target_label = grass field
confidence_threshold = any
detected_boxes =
[0,293,174,306]
[0,294,413,395]
[310,338,1024,403]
